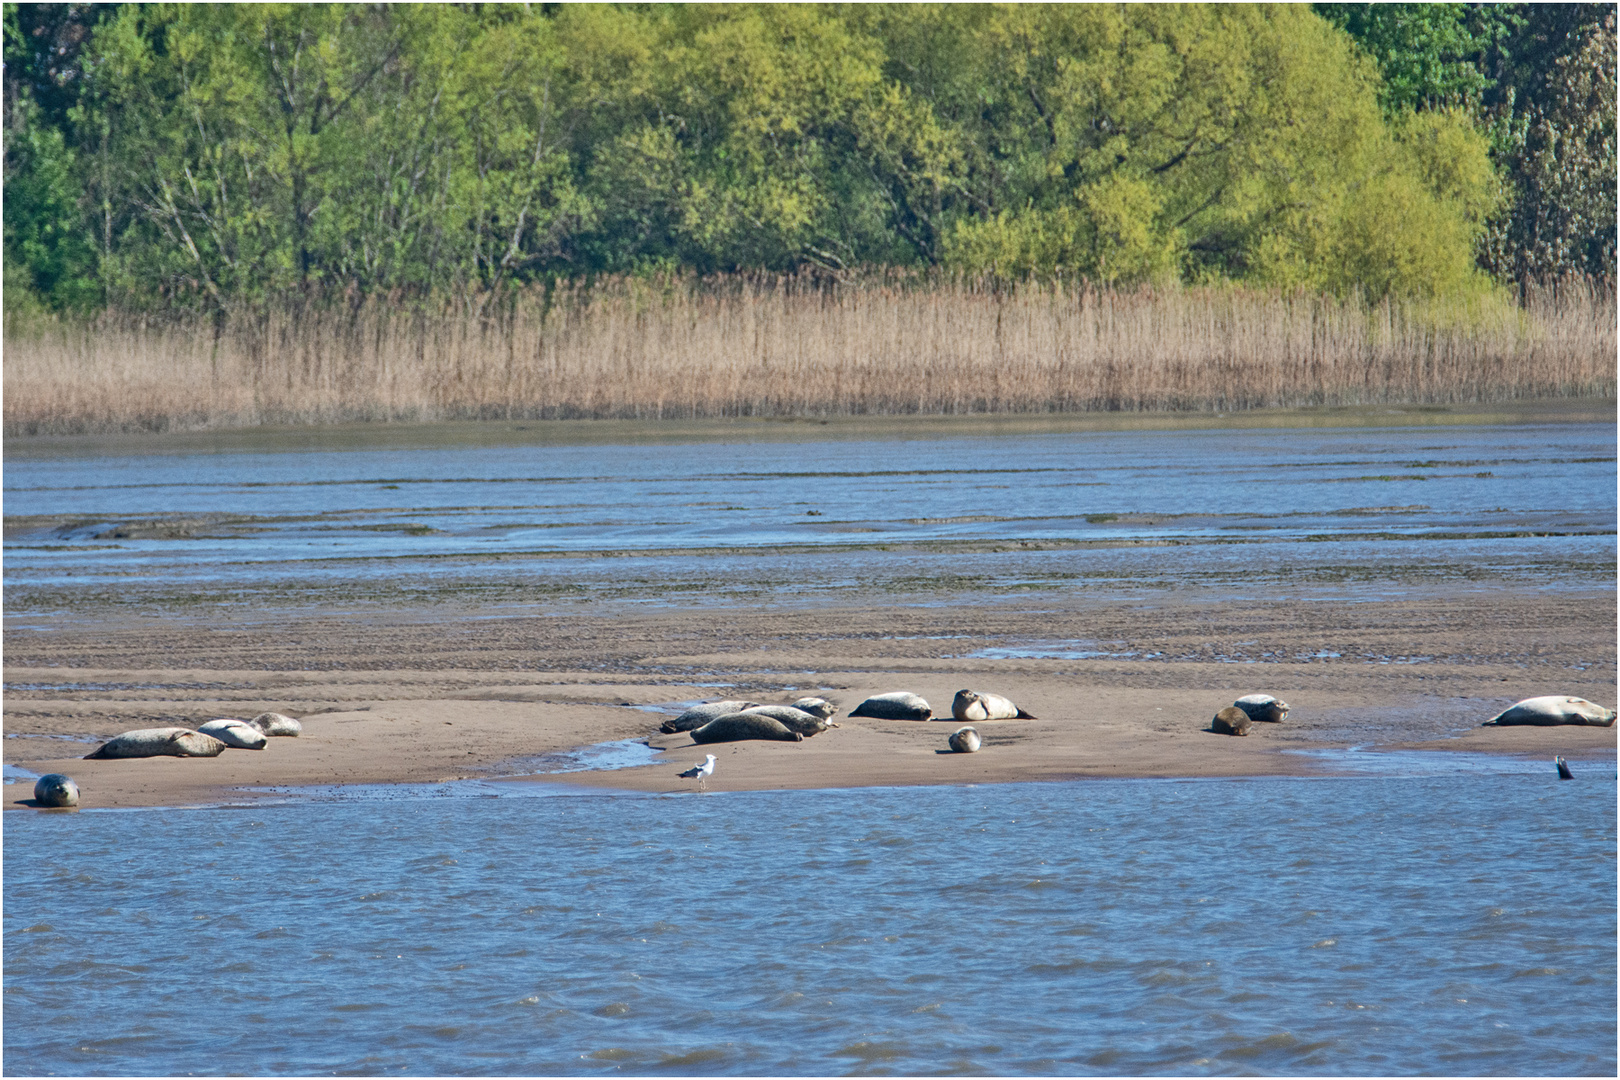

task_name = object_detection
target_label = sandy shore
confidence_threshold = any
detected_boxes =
[6,591,1614,809]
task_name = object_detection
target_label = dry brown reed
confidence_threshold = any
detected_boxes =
[4,274,1613,435]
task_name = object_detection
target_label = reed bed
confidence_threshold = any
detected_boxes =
[4,275,1613,435]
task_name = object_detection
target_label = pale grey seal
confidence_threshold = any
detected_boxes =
[948,726,982,753]
[951,690,1035,722]
[661,700,762,734]
[250,712,303,737]
[690,713,805,744]
[1211,707,1252,736]
[849,692,932,721]
[739,705,832,737]
[84,728,227,759]
[199,718,268,750]
[1233,694,1290,723]
[1483,696,1617,727]
[790,697,839,720]
[33,774,79,807]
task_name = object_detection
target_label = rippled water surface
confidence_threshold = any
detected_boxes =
[5,423,1614,609]
[5,772,1614,1076]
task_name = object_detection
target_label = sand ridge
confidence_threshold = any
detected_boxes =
[6,592,1614,809]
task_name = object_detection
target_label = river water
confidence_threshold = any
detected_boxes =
[4,768,1614,1076]
[5,422,1614,613]
[4,420,1616,1075]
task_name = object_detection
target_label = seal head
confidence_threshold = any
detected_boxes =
[948,726,982,753]
[33,774,79,807]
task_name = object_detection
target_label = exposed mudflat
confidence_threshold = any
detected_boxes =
[6,590,1613,808]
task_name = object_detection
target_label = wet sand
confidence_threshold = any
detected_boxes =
[6,591,1613,809]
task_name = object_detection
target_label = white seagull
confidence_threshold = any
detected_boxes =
[679,753,716,792]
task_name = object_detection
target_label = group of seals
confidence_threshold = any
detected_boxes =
[84,710,304,760]
[671,697,841,745]
[1211,694,1290,736]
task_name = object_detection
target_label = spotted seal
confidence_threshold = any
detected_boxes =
[1233,694,1290,723]
[948,726,982,753]
[789,697,839,720]
[690,713,805,744]
[849,692,932,721]
[199,719,269,750]
[660,700,762,734]
[250,712,303,737]
[738,705,833,737]
[84,728,227,759]
[951,690,1035,722]
[33,774,79,807]
[1211,707,1252,736]
[1483,696,1617,727]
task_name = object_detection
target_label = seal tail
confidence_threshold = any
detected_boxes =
[1015,708,1038,719]
[1555,756,1573,780]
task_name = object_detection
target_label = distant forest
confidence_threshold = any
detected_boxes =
[4,3,1615,317]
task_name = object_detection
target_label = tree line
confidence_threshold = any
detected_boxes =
[4,3,1614,318]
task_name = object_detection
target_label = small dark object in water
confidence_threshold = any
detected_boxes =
[1555,756,1573,780]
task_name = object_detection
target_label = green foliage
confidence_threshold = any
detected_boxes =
[1312,4,1514,114]
[6,3,1598,315]
[4,4,103,315]
[1476,6,1617,281]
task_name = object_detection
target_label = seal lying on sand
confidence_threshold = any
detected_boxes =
[661,700,762,734]
[199,718,268,750]
[250,712,303,737]
[951,690,1035,722]
[849,692,932,721]
[84,728,227,759]
[691,713,805,744]
[1483,696,1617,727]
[1233,694,1290,723]
[1211,707,1253,736]
[33,774,79,807]
[789,697,838,719]
[948,726,982,753]
[738,705,833,737]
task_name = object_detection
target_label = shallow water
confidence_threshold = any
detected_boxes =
[4,771,1614,1077]
[5,424,1613,611]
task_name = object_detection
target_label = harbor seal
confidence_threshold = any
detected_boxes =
[738,705,832,737]
[660,700,762,734]
[33,774,79,807]
[849,692,932,721]
[199,718,268,750]
[690,713,805,744]
[250,712,303,737]
[1211,707,1252,736]
[1233,694,1290,723]
[951,690,1035,722]
[1483,696,1617,727]
[790,697,838,720]
[84,728,227,759]
[948,726,982,753]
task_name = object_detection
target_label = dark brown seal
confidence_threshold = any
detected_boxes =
[1211,707,1252,736]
